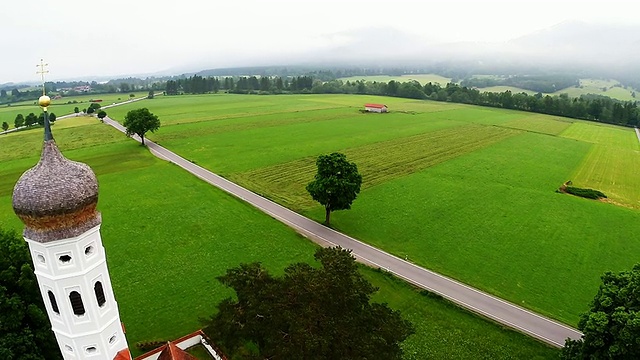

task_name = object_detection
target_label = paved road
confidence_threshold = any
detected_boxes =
[103,116,582,347]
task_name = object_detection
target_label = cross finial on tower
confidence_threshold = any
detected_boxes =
[36,59,49,96]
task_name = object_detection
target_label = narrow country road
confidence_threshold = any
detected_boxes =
[103,116,582,347]
[635,127,640,143]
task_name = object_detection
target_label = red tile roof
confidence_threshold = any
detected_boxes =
[114,349,132,360]
[157,342,198,360]
[364,103,386,108]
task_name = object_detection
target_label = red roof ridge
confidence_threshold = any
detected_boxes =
[114,348,132,360]
[364,103,386,108]
[156,341,198,360]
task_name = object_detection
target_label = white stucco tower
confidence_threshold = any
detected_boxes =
[12,95,131,360]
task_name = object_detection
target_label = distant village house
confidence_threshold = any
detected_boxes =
[364,103,388,113]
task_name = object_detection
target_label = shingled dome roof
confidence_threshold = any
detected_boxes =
[12,139,101,242]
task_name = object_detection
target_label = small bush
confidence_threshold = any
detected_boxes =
[564,186,607,200]
[136,340,168,351]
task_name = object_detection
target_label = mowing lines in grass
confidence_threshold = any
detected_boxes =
[232,124,519,210]
[570,145,640,209]
[560,122,640,150]
[500,114,573,135]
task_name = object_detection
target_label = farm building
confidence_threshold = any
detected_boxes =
[364,103,388,113]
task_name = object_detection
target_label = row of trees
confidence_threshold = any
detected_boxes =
[4,112,58,131]
[309,79,640,127]
[165,75,317,95]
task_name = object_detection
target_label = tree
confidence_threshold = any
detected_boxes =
[123,108,160,145]
[306,152,362,225]
[0,228,62,359]
[25,113,37,127]
[1,121,8,131]
[204,247,414,360]
[562,264,640,359]
[74,106,80,116]
[97,110,107,122]
[86,107,95,115]
[147,90,154,99]
[14,114,24,128]
[49,113,56,123]
[129,93,135,99]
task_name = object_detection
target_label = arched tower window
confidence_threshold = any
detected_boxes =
[94,282,106,307]
[48,291,59,314]
[69,291,85,316]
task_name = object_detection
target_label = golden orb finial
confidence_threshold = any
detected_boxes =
[39,95,51,109]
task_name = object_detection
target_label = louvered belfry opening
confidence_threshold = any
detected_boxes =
[69,291,85,316]
[94,281,106,307]
[48,291,60,314]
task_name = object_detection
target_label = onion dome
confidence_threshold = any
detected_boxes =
[12,139,101,242]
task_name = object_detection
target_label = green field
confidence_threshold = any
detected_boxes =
[337,74,452,85]
[102,93,640,326]
[0,117,557,358]
[0,92,148,129]
[560,122,640,208]
[553,79,638,101]
[470,78,638,102]
[478,86,538,95]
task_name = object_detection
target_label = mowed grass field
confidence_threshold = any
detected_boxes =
[0,118,557,358]
[105,93,640,326]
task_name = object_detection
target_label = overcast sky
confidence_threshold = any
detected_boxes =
[1,0,637,83]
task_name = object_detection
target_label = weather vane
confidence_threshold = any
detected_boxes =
[36,59,49,96]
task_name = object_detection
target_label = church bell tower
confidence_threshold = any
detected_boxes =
[11,61,131,360]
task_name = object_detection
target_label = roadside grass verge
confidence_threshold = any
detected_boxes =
[365,267,558,359]
[232,124,518,210]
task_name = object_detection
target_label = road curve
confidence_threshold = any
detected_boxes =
[103,116,582,347]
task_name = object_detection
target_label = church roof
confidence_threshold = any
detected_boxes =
[157,342,198,360]
[114,349,132,360]
[12,115,101,242]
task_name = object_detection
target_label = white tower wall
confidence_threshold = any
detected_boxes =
[26,225,129,359]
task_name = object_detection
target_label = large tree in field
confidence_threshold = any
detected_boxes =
[306,152,362,225]
[562,264,640,359]
[0,228,62,359]
[14,114,24,128]
[123,108,160,145]
[97,110,107,122]
[204,247,414,360]
[2,122,8,131]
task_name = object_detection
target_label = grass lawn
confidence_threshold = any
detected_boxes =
[0,115,558,358]
[99,93,640,327]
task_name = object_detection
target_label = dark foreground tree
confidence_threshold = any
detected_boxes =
[123,108,160,145]
[14,114,24,128]
[562,264,640,359]
[97,110,107,122]
[306,152,362,225]
[204,247,414,360]
[1,121,8,131]
[0,228,62,359]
